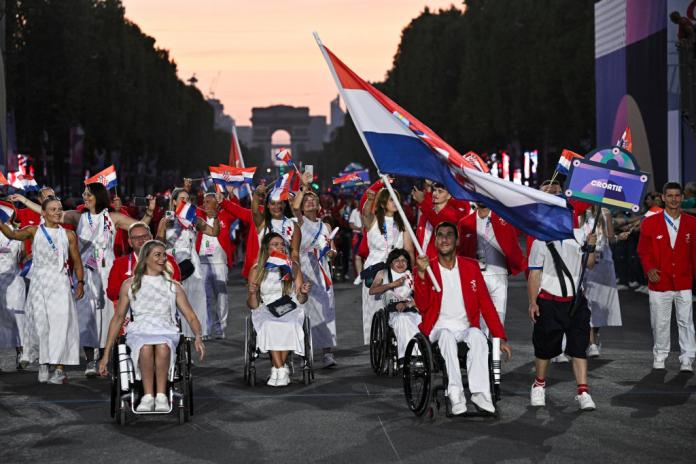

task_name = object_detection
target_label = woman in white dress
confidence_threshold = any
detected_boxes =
[156,188,219,340]
[292,177,338,368]
[369,248,421,363]
[99,240,206,412]
[0,197,84,384]
[12,183,156,376]
[247,232,311,387]
[360,188,414,344]
[582,205,622,357]
[0,205,27,367]
[252,182,301,263]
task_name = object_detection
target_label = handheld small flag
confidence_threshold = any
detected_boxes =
[84,165,118,189]
[175,202,198,229]
[210,166,256,187]
[270,171,295,202]
[318,227,340,261]
[555,149,583,176]
[616,127,632,153]
[9,172,39,191]
[274,147,293,165]
[333,172,361,185]
[0,201,15,222]
[264,250,292,279]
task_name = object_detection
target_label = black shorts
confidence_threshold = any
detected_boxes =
[532,296,590,359]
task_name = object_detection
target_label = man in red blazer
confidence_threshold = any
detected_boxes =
[197,192,239,338]
[457,204,526,329]
[413,181,469,259]
[414,221,511,415]
[638,182,696,372]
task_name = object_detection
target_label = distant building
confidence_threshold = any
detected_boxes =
[328,95,345,141]
[207,98,234,133]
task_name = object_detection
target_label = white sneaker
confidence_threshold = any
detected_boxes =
[628,281,639,289]
[38,364,50,383]
[616,284,629,291]
[587,344,600,358]
[636,285,649,294]
[48,369,67,384]
[267,367,279,386]
[530,385,546,407]
[653,358,666,370]
[353,276,362,286]
[275,367,290,387]
[154,393,169,412]
[136,394,155,412]
[680,358,694,373]
[471,392,495,413]
[551,353,570,363]
[576,392,596,411]
[322,353,337,368]
[449,390,467,415]
[84,360,98,378]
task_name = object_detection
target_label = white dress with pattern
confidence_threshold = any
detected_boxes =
[382,269,422,359]
[126,275,180,380]
[251,268,305,355]
[75,211,116,348]
[165,222,208,338]
[24,226,80,364]
[0,227,26,348]
[361,217,404,344]
[299,218,336,350]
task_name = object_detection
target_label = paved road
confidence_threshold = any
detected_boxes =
[1,271,695,463]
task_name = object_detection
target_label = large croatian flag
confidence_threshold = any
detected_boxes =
[9,172,39,191]
[210,165,256,187]
[0,201,15,222]
[264,250,292,278]
[175,201,197,229]
[85,165,118,189]
[314,34,572,241]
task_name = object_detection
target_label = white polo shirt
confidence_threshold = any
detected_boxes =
[432,261,470,331]
[528,228,586,298]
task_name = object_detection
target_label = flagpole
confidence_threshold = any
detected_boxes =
[314,31,440,291]
[232,125,253,197]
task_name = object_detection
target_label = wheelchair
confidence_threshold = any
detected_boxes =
[243,314,314,386]
[402,332,502,418]
[369,307,399,376]
[109,334,194,425]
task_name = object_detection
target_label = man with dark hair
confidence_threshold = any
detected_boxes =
[414,221,511,415]
[638,182,696,372]
[527,220,598,410]
[412,181,468,259]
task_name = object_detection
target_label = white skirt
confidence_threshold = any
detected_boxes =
[251,306,305,355]
[126,332,180,380]
[362,284,382,345]
[389,311,422,359]
[584,246,622,327]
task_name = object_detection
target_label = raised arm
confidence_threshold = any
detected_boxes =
[291,172,314,224]
[112,197,156,227]
[362,189,377,229]
[251,184,266,229]
[196,214,220,237]
[290,224,301,263]
[0,222,36,242]
[9,194,41,215]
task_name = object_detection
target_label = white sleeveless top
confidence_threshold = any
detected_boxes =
[382,269,414,306]
[364,216,404,268]
[76,210,115,271]
[127,275,178,335]
[0,226,23,274]
[258,217,295,246]
[259,268,295,305]
[299,217,329,255]
[30,225,70,277]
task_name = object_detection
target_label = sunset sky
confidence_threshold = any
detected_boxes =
[121,0,461,125]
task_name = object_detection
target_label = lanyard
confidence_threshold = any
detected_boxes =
[309,220,323,249]
[664,212,679,233]
[40,224,59,256]
[382,220,396,250]
[271,217,290,242]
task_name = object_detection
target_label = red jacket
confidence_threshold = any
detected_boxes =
[416,193,467,259]
[220,198,257,278]
[457,211,526,276]
[107,252,181,302]
[195,208,237,267]
[15,207,41,254]
[638,212,696,292]
[414,256,507,339]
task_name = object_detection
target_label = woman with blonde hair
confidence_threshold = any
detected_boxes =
[99,240,205,412]
[360,188,414,344]
[247,232,310,387]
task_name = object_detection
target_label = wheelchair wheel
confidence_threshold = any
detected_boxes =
[185,339,194,417]
[110,346,118,419]
[178,343,191,423]
[244,317,257,386]
[369,310,388,375]
[402,333,434,417]
[302,316,314,385]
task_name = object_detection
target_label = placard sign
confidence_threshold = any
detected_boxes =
[564,147,650,212]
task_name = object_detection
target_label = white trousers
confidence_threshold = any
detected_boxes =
[201,262,229,337]
[649,289,696,362]
[389,311,422,359]
[480,274,508,335]
[429,326,490,397]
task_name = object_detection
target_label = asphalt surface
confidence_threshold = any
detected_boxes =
[1,270,695,463]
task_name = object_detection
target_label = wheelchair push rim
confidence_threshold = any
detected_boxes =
[402,333,434,417]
